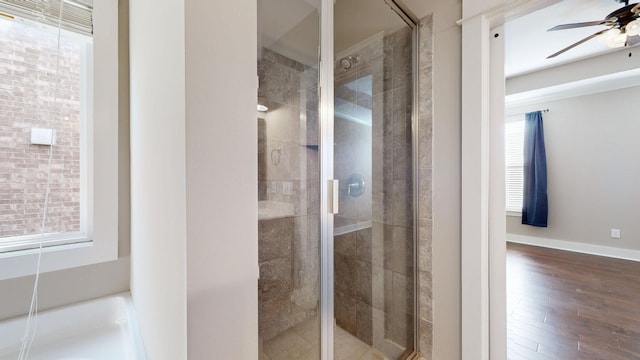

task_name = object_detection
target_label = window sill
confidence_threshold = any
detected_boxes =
[0,232,89,253]
[506,211,522,217]
[0,237,117,280]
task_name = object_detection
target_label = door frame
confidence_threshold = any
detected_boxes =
[459,1,562,359]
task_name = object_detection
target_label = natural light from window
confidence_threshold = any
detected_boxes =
[0,12,92,253]
[0,0,119,280]
[505,119,524,214]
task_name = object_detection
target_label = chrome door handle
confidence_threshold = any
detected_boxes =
[328,179,339,214]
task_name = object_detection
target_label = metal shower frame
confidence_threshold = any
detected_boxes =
[318,1,424,359]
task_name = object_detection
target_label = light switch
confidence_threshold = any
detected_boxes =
[30,128,56,146]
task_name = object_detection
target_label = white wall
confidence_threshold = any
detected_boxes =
[506,86,640,251]
[0,0,130,322]
[130,0,258,358]
[129,0,187,359]
[184,1,258,359]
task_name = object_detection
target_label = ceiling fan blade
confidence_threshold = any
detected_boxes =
[547,21,609,31]
[627,35,640,46]
[547,29,608,59]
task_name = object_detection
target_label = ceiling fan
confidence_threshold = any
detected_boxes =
[547,0,640,58]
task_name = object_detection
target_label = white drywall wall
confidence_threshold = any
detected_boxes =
[185,0,258,358]
[507,86,640,252]
[129,0,187,358]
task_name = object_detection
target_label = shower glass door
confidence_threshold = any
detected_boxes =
[258,1,419,359]
[333,1,416,359]
[257,1,321,359]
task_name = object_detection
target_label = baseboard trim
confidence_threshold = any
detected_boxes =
[507,234,640,262]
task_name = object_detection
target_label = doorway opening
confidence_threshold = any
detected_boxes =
[495,1,640,358]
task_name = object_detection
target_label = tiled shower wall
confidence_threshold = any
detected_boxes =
[257,49,319,341]
[375,25,416,354]
[333,25,417,358]
[418,15,434,359]
[333,16,434,359]
[332,50,376,346]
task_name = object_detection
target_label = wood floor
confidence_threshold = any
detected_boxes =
[507,243,640,360]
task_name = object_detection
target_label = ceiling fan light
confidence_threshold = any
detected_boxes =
[599,28,621,43]
[626,19,640,36]
[609,35,627,48]
[599,28,626,47]
[613,32,628,47]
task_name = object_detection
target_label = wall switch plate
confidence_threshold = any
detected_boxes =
[611,229,621,239]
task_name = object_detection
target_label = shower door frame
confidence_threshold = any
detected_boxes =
[317,1,423,359]
[318,0,335,359]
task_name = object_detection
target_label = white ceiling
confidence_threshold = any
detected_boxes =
[505,0,639,78]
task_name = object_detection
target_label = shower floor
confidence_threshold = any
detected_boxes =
[260,317,389,360]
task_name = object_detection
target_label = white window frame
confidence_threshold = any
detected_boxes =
[0,23,92,254]
[505,117,524,216]
[0,0,118,280]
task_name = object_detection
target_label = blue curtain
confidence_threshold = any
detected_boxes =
[522,111,548,227]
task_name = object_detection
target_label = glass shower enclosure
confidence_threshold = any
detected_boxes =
[257,1,421,359]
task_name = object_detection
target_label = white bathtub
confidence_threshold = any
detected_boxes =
[0,293,146,360]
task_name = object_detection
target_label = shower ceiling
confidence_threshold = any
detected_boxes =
[258,0,318,64]
[258,0,406,65]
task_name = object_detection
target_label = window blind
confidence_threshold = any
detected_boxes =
[0,0,93,36]
[505,119,524,213]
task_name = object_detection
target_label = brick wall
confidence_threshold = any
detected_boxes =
[0,19,83,238]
